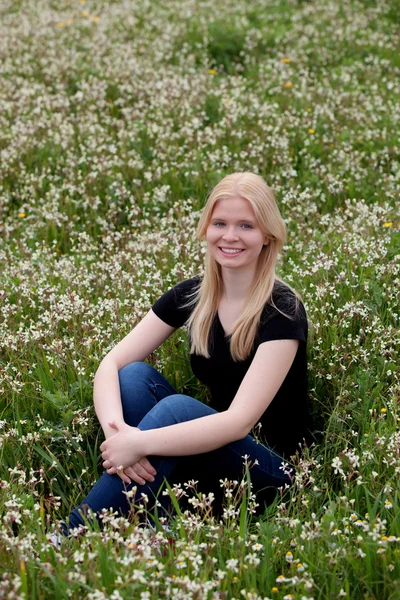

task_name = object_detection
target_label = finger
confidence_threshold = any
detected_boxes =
[123,466,137,479]
[139,458,157,476]
[119,470,131,484]
[133,463,155,482]
[122,466,145,486]
[107,466,118,475]
[130,472,146,485]
[107,468,131,484]
[122,466,146,486]
[103,460,112,469]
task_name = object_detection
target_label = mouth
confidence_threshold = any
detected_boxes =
[219,247,245,256]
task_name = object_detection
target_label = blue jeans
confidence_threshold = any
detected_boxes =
[65,362,291,532]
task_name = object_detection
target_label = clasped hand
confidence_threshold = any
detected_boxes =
[100,421,156,486]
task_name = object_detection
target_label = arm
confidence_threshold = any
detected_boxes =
[94,309,176,439]
[101,339,299,469]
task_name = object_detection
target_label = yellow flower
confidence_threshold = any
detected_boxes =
[209,69,217,75]
[272,588,279,593]
[330,143,335,147]
[308,128,315,134]
[232,577,238,582]
[56,22,64,27]
[284,82,293,88]
[93,15,100,21]
[381,407,387,413]
[383,222,393,227]
[66,18,72,24]
[18,212,26,218]
[81,11,89,17]
[282,58,291,63]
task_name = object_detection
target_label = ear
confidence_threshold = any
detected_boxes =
[263,236,270,246]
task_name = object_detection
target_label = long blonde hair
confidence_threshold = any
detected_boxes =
[187,172,294,361]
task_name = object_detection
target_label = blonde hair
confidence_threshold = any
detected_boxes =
[187,172,297,361]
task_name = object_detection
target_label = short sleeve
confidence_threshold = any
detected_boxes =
[151,277,199,328]
[258,290,308,344]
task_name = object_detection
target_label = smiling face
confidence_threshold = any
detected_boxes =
[206,196,269,274]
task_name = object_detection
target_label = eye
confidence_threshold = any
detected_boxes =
[240,223,253,229]
[213,221,225,227]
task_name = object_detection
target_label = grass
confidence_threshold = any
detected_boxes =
[0,0,399,598]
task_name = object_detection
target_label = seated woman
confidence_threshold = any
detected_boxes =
[59,172,312,535]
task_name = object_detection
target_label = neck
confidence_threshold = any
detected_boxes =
[220,266,257,302]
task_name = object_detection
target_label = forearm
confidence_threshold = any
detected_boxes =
[93,358,124,439]
[141,410,247,457]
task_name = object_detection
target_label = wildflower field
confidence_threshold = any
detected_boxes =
[0,0,399,597]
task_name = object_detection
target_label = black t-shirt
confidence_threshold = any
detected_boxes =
[152,277,312,457]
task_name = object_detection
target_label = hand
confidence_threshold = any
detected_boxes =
[106,457,157,486]
[100,420,145,472]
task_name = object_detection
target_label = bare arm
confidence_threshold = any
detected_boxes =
[94,309,176,439]
[101,339,300,469]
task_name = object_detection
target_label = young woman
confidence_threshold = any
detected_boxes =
[61,172,312,534]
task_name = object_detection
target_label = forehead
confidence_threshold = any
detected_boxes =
[211,196,257,220]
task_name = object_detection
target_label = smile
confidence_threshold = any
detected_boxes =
[219,248,244,255]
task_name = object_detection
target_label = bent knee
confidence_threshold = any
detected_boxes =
[157,394,188,411]
[118,361,154,384]
[155,394,215,422]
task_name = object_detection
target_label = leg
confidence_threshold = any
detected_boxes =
[65,393,218,532]
[65,362,177,532]
[118,361,177,427]
[65,393,290,532]
[181,435,291,515]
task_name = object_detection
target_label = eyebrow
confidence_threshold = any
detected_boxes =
[211,216,256,224]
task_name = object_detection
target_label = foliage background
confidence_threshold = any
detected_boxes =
[0,0,399,598]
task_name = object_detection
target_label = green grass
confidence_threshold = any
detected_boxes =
[0,0,399,597]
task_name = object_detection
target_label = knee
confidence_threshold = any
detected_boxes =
[158,394,187,411]
[151,394,197,426]
[148,394,186,425]
[118,361,154,388]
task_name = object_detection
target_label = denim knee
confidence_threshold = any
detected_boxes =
[140,394,216,430]
[117,362,159,427]
[118,361,154,387]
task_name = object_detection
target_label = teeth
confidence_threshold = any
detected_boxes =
[221,248,243,254]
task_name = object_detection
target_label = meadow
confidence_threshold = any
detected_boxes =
[0,0,399,597]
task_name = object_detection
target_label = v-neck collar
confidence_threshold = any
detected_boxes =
[215,311,231,339]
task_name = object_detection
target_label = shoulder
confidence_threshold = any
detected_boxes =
[168,276,202,304]
[258,281,308,343]
[269,280,307,319]
[151,276,201,328]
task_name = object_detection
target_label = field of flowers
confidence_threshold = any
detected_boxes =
[0,0,399,597]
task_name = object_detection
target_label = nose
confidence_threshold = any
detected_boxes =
[222,226,239,242]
